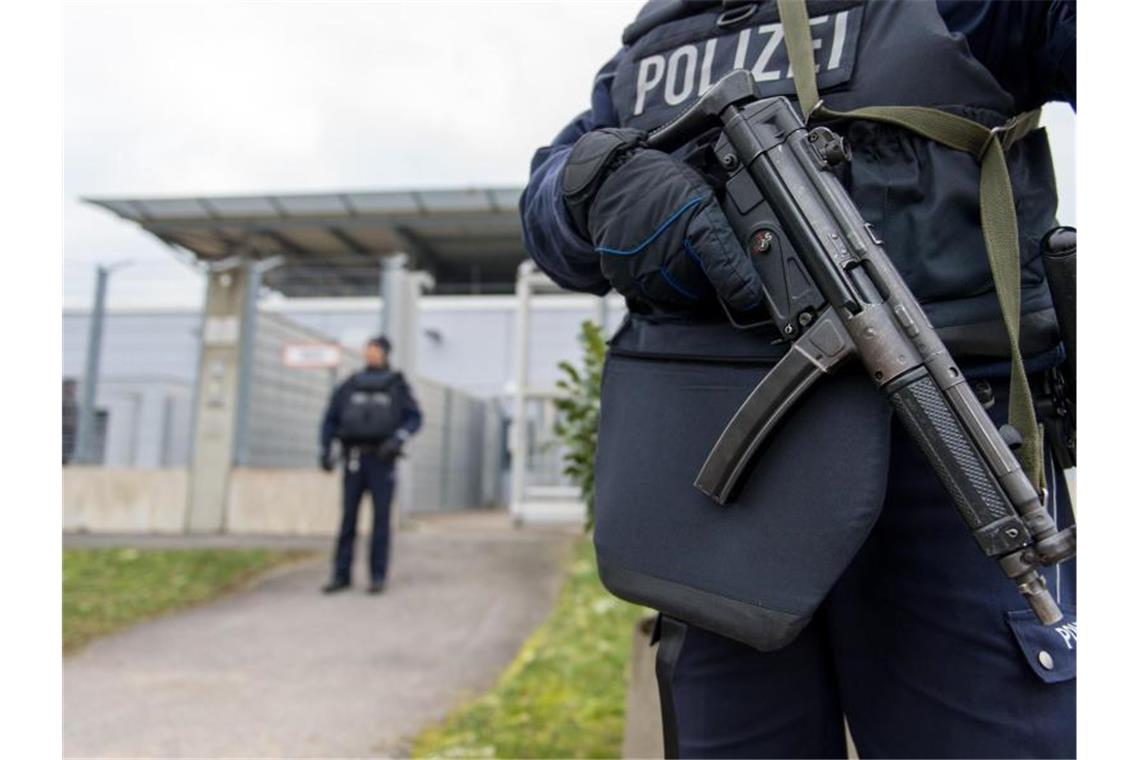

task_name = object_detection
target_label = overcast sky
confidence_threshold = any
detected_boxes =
[63,1,1075,308]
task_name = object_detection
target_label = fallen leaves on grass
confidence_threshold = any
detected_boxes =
[63,547,311,652]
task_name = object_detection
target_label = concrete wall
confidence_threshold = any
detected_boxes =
[226,469,344,536]
[63,467,374,536]
[63,468,188,533]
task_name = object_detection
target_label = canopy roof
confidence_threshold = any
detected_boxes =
[86,187,527,296]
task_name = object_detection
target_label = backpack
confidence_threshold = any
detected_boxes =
[335,371,404,444]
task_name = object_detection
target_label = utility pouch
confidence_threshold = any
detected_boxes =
[593,316,892,651]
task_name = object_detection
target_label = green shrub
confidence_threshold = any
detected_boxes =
[553,320,607,528]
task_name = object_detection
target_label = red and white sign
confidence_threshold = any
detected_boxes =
[282,343,342,369]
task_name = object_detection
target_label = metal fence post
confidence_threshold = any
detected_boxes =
[75,262,129,464]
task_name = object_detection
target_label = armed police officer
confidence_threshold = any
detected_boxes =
[319,336,422,595]
[521,1,1075,757]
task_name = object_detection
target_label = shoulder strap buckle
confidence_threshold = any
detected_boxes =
[806,98,826,121]
[997,110,1042,150]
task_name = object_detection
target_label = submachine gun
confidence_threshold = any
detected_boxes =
[647,70,1076,625]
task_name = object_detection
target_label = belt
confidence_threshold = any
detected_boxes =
[347,444,383,455]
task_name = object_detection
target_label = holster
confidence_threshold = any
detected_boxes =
[593,314,892,651]
[1040,227,1076,468]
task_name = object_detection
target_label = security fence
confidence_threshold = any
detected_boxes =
[241,311,359,468]
[62,265,628,530]
[63,310,201,468]
[405,378,505,513]
[63,305,506,514]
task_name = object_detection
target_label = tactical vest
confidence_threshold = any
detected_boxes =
[610,0,1060,351]
[592,0,1064,652]
[336,371,404,445]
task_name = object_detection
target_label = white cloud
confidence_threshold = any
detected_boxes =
[1041,102,1076,226]
[64,1,1076,307]
[64,1,642,306]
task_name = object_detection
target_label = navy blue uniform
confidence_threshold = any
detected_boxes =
[520,1,1076,757]
[321,368,422,585]
[521,1,1075,297]
[668,388,1076,758]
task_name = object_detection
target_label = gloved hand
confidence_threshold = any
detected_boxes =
[377,436,404,462]
[319,451,335,472]
[561,128,764,310]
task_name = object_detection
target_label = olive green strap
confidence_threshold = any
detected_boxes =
[776,0,1044,489]
[777,0,826,118]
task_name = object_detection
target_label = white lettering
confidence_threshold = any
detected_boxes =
[752,23,783,82]
[829,10,849,70]
[634,55,666,116]
[664,45,699,105]
[636,10,853,115]
[1053,621,1077,650]
[698,38,718,94]
[733,29,750,69]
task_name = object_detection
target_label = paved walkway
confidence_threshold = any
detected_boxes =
[64,513,576,758]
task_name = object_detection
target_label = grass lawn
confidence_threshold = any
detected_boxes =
[63,547,312,653]
[413,538,647,759]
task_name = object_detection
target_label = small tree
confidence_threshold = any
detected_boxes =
[553,320,607,529]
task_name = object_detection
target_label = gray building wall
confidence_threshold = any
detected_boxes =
[275,294,622,399]
[95,378,194,468]
[62,295,616,504]
[63,311,202,381]
[63,311,201,468]
[417,306,514,399]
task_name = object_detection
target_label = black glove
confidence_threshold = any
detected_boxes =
[319,451,335,472]
[561,128,763,311]
[377,437,403,462]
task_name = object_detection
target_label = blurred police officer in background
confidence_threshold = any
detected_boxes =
[319,336,422,595]
[521,0,1075,757]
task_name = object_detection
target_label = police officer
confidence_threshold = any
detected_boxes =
[520,1,1075,757]
[319,336,422,594]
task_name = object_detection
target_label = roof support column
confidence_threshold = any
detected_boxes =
[509,261,535,525]
[379,252,408,347]
[185,260,256,533]
[380,251,434,378]
[379,252,433,522]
